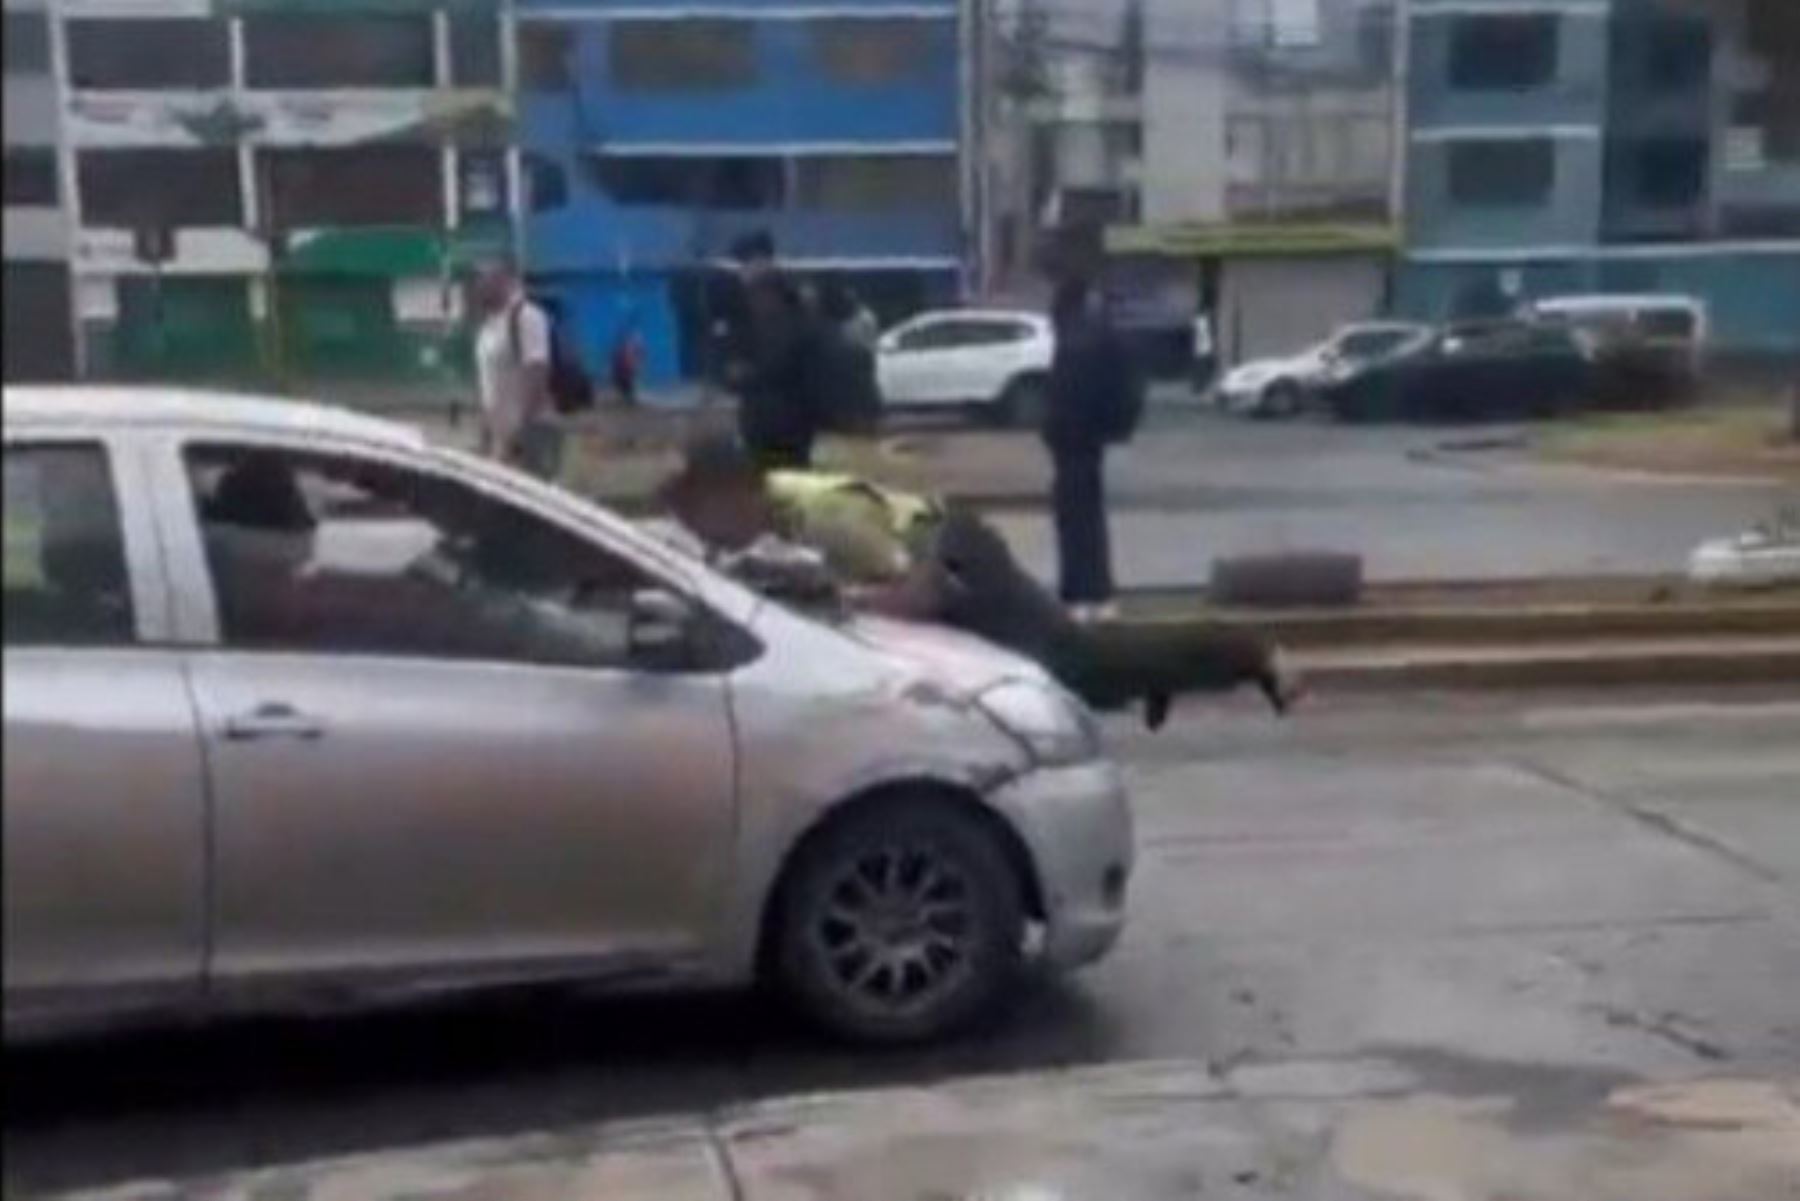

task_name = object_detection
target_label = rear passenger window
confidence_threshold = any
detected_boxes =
[185,444,655,669]
[896,321,968,351]
[3,444,135,647]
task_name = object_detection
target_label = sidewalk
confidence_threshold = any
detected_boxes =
[51,1056,1800,1201]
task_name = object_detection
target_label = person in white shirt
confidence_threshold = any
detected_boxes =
[472,258,559,478]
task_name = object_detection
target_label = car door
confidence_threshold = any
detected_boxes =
[943,319,1037,403]
[879,317,972,406]
[147,434,741,993]
[3,432,208,1028]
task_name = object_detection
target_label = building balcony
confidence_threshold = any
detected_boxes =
[1226,181,1390,224]
[515,14,959,150]
[524,204,961,274]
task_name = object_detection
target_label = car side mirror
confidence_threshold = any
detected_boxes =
[628,587,695,665]
[878,333,902,354]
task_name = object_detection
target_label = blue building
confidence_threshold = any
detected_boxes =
[1397,0,1800,357]
[514,0,966,385]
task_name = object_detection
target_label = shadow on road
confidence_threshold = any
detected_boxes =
[5,976,1127,1193]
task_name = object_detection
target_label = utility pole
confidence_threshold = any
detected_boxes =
[963,0,994,300]
[1387,0,1410,244]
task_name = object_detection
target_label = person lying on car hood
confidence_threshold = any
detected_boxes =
[653,432,1301,729]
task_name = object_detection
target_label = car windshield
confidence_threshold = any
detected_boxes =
[1333,328,1417,361]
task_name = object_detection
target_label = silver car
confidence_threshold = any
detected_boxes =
[2,387,1131,1044]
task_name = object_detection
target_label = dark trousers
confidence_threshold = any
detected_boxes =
[927,509,1278,724]
[1050,445,1113,604]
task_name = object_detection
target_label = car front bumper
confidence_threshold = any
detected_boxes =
[988,759,1133,970]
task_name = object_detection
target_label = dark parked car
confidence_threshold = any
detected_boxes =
[1319,319,1592,423]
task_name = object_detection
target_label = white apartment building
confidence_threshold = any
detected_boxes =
[996,0,1399,365]
[4,0,77,380]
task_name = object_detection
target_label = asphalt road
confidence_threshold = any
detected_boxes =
[8,688,1800,1196]
[980,404,1796,586]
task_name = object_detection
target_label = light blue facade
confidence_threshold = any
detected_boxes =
[1398,0,1800,356]
[515,0,964,383]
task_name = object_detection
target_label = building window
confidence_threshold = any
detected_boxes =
[1449,15,1558,90]
[4,148,59,207]
[458,150,509,220]
[449,14,503,88]
[809,18,933,86]
[4,11,51,75]
[65,18,231,90]
[518,22,574,90]
[1633,138,1707,207]
[524,154,568,212]
[2,262,75,383]
[584,155,784,209]
[79,148,242,228]
[1730,89,1800,166]
[1447,139,1554,206]
[610,19,755,91]
[1642,17,1710,91]
[262,147,440,228]
[1355,2,1394,79]
[1058,185,1137,225]
[795,155,957,213]
[244,15,434,89]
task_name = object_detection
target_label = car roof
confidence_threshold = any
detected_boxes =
[2,385,428,450]
[909,308,1048,325]
[1532,294,1704,314]
[1337,321,1430,335]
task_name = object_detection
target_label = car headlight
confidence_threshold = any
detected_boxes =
[979,680,1103,766]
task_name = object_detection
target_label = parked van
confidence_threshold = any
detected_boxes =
[1528,294,1709,405]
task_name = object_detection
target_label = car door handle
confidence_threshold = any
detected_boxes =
[223,703,324,742]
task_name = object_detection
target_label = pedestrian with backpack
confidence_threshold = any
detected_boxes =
[471,257,594,482]
[472,257,557,479]
[1043,278,1142,616]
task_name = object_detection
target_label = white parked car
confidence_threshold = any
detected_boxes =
[1215,322,1434,419]
[3,386,1132,1045]
[876,310,1054,426]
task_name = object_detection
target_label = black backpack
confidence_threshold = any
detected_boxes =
[810,325,883,436]
[510,297,595,414]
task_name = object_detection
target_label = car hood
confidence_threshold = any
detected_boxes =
[1224,354,1316,386]
[834,614,1054,701]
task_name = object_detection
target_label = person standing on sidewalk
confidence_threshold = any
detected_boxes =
[1043,279,1138,616]
[471,258,560,479]
[610,317,645,408]
[723,231,822,470]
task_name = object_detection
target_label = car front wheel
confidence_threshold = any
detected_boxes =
[771,797,1027,1043]
[1259,379,1304,419]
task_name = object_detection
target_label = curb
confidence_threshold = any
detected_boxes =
[1164,600,1800,648]
[1291,637,1800,692]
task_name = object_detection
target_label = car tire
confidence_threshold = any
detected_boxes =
[997,374,1049,430]
[1259,380,1304,420]
[771,797,1026,1044]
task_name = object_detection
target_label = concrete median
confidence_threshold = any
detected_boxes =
[1116,577,1800,694]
